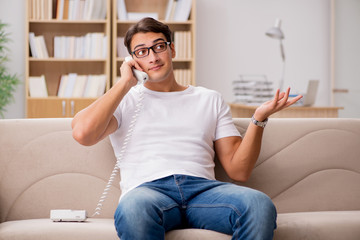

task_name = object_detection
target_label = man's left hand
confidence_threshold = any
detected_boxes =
[253,87,303,121]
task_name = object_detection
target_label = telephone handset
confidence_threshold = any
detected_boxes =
[124,56,149,84]
[91,57,146,217]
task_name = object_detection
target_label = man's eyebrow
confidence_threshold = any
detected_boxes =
[134,38,166,50]
[153,38,166,43]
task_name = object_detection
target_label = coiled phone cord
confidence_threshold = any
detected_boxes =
[91,86,145,217]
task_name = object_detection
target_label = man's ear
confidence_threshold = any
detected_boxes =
[170,42,176,58]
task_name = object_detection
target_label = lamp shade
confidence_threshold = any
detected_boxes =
[266,18,284,39]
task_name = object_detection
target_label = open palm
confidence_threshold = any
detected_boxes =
[254,88,303,121]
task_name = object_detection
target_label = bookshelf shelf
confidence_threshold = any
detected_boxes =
[29,96,97,100]
[29,58,107,62]
[29,20,108,24]
[116,20,193,25]
[116,58,193,62]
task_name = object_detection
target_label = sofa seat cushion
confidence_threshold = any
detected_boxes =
[0,218,232,240]
[275,211,360,240]
[166,229,231,240]
[2,212,359,240]
[0,218,119,240]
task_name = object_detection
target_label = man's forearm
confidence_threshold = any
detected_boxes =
[231,122,264,181]
[71,79,133,146]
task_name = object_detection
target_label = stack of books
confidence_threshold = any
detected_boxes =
[164,0,192,21]
[29,0,107,20]
[56,0,107,20]
[117,0,158,21]
[117,0,192,21]
[57,73,107,98]
[28,0,53,20]
[54,33,107,59]
[232,75,273,105]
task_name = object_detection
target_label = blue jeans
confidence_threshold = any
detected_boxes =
[114,175,277,240]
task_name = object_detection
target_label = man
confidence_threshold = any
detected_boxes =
[72,17,302,240]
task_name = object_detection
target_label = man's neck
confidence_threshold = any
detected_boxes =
[144,75,188,92]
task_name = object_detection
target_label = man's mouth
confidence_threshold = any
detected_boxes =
[149,64,163,71]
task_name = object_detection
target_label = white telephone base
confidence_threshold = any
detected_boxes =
[50,209,87,222]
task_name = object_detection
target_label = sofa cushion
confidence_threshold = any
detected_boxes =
[2,212,359,240]
[166,229,231,240]
[0,218,118,240]
[0,218,232,240]
[274,211,360,240]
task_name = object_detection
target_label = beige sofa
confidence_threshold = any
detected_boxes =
[1,118,360,240]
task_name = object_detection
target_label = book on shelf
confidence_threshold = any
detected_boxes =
[72,75,88,97]
[64,73,77,97]
[57,73,106,98]
[116,0,158,21]
[232,75,273,105]
[117,0,128,20]
[116,0,192,21]
[164,0,176,21]
[117,37,128,58]
[83,75,107,97]
[165,0,192,21]
[173,31,192,59]
[29,32,38,58]
[28,75,48,97]
[127,12,159,21]
[29,33,49,58]
[53,33,107,59]
[55,0,107,20]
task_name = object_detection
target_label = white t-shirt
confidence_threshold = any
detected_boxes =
[109,85,241,197]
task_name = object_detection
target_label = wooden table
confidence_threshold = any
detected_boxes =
[229,103,343,118]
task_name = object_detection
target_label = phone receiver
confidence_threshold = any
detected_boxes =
[125,56,149,84]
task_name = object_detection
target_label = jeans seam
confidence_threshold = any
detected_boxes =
[187,203,242,217]
[173,175,187,207]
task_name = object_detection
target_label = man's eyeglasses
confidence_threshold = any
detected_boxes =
[131,42,171,58]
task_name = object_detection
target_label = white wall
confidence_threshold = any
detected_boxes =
[0,0,338,118]
[334,0,360,118]
[0,0,25,118]
[196,0,331,105]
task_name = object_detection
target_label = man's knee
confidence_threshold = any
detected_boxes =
[114,187,165,239]
[114,187,162,224]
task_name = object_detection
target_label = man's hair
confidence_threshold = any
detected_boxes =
[124,17,172,54]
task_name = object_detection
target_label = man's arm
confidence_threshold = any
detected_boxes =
[71,59,140,146]
[214,88,302,182]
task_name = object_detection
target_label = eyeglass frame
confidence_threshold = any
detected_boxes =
[131,41,171,58]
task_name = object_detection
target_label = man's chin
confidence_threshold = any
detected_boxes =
[146,75,167,83]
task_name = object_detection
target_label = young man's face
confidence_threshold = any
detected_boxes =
[130,32,175,83]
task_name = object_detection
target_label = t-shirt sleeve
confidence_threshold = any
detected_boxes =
[215,95,241,140]
[113,104,122,129]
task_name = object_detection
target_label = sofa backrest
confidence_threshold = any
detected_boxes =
[0,118,120,222]
[1,118,360,222]
[215,118,360,214]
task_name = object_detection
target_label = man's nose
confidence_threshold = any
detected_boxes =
[148,48,160,62]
